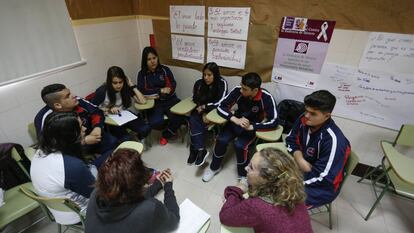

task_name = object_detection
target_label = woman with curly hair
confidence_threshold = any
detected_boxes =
[219,148,313,233]
[85,148,180,233]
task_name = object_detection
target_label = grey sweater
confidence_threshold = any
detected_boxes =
[85,181,180,233]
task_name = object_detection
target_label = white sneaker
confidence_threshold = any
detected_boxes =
[140,138,147,151]
[202,167,221,182]
[238,176,248,188]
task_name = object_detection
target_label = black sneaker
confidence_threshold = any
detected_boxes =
[187,147,197,165]
[195,149,209,167]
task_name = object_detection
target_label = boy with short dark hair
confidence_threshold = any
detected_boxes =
[285,90,351,208]
[34,83,118,155]
[202,73,278,182]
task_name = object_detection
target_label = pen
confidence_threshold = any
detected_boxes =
[118,112,122,117]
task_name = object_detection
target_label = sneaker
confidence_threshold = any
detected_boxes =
[140,138,147,151]
[194,149,209,167]
[187,148,197,165]
[202,167,221,182]
[159,137,168,145]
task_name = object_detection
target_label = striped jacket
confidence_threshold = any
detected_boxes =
[217,87,278,130]
[286,115,351,201]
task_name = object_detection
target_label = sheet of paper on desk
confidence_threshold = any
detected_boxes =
[172,198,210,233]
[107,110,137,126]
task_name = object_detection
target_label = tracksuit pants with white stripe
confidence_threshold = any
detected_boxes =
[210,123,256,177]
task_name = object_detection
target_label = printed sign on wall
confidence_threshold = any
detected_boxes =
[272,16,336,88]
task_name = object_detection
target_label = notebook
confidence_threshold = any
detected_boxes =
[107,110,137,126]
[172,199,210,233]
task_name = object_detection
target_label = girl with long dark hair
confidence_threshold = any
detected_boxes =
[187,62,227,166]
[31,112,107,225]
[137,46,185,145]
[89,66,151,142]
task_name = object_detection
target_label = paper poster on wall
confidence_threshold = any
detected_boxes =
[170,5,205,36]
[272,16,335,88]
[207,38,247,69]
[318,63,414,130]
[359,32,414,74]
[171,34,204,64]
[208,7,251,40]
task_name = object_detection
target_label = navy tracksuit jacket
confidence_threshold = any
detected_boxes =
[285,115,351,207]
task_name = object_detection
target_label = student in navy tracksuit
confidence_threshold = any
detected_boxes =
[285,90,351,208]
[88,66,151,142]
[137,46,185,145]
[202,73,278,182]
[187,62,228,166]
[34,84,118,155]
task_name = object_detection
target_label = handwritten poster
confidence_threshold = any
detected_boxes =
[208,7,251,40]
[318,63,414,130]
[170,5,205,36]
[171,34,204,64]
[359,32,414,74]
[272,16,336,88]
[207,38,247,69]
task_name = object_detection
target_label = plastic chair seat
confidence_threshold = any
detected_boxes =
[255,125,284,142]
[0,183,39,229]
[206,109,227,125]
[170,97,197,115]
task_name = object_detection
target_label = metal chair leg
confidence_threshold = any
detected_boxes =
[358,165,381,183]
[365,171,391,221]
[328,203,332,229]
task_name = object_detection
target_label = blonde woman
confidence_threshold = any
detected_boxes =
[220,148,313,233]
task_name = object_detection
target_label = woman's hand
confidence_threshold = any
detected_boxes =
[157,169,173,184]
[109,107,121,115]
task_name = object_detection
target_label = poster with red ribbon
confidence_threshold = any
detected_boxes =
[272,16,335,88]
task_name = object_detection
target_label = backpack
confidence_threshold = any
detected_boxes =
[0,143,31,190]
[277,99,305,134]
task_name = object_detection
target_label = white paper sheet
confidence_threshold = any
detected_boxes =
[318,63,414,130]
[170,5,205,36]
[171,34,205,63]
[107,110,137,126]
[207,38,247,69]
[359,32,414,74]
[172,199,210,233]
[208,7,250,40]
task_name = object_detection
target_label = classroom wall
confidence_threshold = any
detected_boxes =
[0,17,398,167]
[0,17,153,147]
[168,26,399,167]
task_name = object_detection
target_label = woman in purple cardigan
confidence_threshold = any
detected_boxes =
[220,148,313,233]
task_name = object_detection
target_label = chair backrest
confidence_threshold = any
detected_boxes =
[277,99,305,134]
[20,186,85,225]
[28,122,37,144]
[10,147,30,180]
[394,124,414,147]
[340,150,359,191]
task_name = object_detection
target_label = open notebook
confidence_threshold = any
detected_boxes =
[172,199,210,233]
[107,110,137,126]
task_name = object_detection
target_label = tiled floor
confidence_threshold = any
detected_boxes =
[5,136,414,233]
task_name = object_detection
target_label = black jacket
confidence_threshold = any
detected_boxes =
[85,181,179,233]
